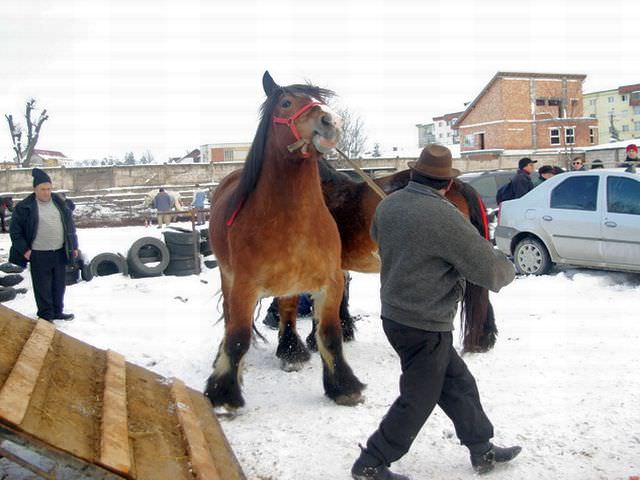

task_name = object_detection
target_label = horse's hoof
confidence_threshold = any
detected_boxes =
[305,334,318,352]
[280,359,304,372]
[334,392,365,406]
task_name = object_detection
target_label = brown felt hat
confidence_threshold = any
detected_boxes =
[408,144,460,179]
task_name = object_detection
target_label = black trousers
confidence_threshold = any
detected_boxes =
[29,249,67,321]
[365,318,494,466]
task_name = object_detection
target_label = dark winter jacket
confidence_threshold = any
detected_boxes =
[153,191,172,212]
[9,193,78,268]
[510,169,534,199]
[623,156,637,174]
[371,181,515,332]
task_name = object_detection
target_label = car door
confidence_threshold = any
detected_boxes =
[601,174,640,267]
[540,175,602,262]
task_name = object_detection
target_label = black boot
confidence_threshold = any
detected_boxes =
[351,459,411,480]
[470,444,522,474]
[351,445,411,480]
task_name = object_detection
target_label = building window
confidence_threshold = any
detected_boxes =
[536,98,546,106]
[550,128,560,145]
[635,122,640,131]
[634,106,640,114]
[632,91,640,101]
[463,134,475,147]
[608,96,615,103]
[590,114,597,118]
[565,127,575,145]
[589,127,597,144]
[224,150,234,161]
[588,99,596,106]
[623,125,630,132]
[621,95,627,102]
[548,99,561,106]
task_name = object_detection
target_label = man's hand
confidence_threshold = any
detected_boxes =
[24,250,31,260]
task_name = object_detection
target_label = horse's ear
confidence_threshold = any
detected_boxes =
[262,71,279,97]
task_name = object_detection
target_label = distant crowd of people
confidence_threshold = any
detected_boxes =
[497,143,638,204]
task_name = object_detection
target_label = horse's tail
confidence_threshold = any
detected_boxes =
[453,180,498,353]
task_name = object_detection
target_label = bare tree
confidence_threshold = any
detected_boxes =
[5,98,49,167]
[334,106,367,164]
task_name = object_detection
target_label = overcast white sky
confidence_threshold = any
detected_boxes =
[1,0,639,162]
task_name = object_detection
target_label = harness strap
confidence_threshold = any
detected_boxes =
[476,194,489,240]
[273,101,323,158]
[226,198,245,226]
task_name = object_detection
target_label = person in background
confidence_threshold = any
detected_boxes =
[9,168,78,322]
[511,157,536,199]
[532,165,555,186]
[351,144,520,480]
[571,158,587,171]
[191,183,207,225]
[153,187,172,229]
[622,144,638,173]
[551,166,565,175]
[590,159,604,169]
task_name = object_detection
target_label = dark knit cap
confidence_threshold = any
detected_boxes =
[32,168,52,187]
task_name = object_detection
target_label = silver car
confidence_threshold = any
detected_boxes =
[495,169,640,275]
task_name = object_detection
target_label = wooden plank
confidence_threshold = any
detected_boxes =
[0,320,55,426]
[189,389,247,480]
[99,350,131,475]
[170,379,221,480]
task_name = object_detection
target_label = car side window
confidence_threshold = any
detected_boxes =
[607,176,640,215]
[550,176,599,211]
[470,176,497,197]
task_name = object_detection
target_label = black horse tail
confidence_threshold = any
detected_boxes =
[453,180,498,353]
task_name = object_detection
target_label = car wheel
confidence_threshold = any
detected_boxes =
[514,237,552,275]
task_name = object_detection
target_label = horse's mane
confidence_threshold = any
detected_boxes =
[226,83,335,218]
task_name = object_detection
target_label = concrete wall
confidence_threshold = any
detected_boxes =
[0,161,246,194]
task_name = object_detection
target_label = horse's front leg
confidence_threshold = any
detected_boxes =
[204,283,256,410]
[314,273,365,406]
[276,295,311,371]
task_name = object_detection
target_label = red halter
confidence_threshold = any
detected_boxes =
[272,100,323,158]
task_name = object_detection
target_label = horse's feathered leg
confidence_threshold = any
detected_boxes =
[276,295,311,371]
[205,279,257,409]
[313,272,365,405]
[306,273,353,350]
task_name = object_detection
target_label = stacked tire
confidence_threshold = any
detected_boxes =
[127,237,171,278]
[163,231,199,276]
[199,228,212,257]
[65,257,83,286]
[81,253,128,281]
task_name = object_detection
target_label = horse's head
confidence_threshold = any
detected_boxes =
[262,71,341,159]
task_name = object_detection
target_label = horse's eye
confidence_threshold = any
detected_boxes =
[281,100,292,109]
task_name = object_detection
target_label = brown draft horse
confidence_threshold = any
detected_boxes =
[204,72,365,409]
[276,161,497,356]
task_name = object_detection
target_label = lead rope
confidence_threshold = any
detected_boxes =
[335,148,387,200]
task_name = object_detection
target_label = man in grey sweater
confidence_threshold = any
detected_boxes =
[351,144,521,480]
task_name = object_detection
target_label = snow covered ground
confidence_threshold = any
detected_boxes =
[0,224,638,480]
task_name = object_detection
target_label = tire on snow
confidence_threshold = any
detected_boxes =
[89,253,128,278]
[127,237,170,278]
[0,287,18,303]
[0,274,24,288]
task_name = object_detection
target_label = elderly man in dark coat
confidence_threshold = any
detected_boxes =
[9,168,78,322]
[351,145,520,480]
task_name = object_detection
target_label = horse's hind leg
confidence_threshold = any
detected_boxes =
[276,295,311,371]
[204,282,256,410]
[314,273,365,406]
[306,274,353,350]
